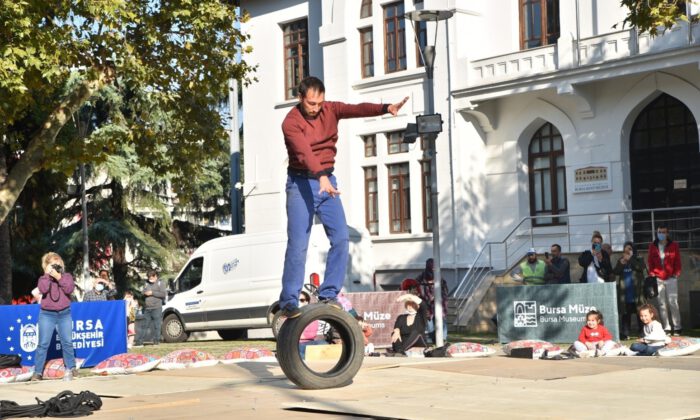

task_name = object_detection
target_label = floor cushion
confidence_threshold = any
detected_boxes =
[0,366,32,384]
[447,342,497,358]
[220,348,276,364]
[92,353,160,375]
[657,337,700,357]
[42,358,84,379]
[158,349,219,370]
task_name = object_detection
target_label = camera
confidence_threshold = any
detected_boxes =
[51,264,63,274]
[544,252,549,259]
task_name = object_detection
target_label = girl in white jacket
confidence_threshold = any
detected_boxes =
[630,304,671,356]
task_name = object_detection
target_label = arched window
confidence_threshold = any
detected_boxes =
[529,122,567,225]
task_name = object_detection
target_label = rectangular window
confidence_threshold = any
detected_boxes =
[415,20,427,67]
[421,160,432,232]
[360,27,374,78]
[363,134,377,157]
[387,131,408,154]
[383,2,406,73]
[520,0,559,50]
[388,163,411,233]
[364,167,379,235]
[360,0,372,18]
[283,19,309,99]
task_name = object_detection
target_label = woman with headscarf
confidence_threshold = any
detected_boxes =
[612,241,647,339]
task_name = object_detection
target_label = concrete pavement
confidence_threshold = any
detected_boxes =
[2,355,699,419]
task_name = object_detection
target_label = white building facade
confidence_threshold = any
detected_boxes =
[240,0,700,290]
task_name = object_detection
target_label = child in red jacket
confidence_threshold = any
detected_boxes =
[573,310,616,357]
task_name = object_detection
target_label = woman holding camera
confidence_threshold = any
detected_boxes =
[31,252,78,381]
[578,231,613,283]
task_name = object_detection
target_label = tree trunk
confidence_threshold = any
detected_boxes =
[0,69,112,225]
[110,180,129,293]
[0,147,11,303]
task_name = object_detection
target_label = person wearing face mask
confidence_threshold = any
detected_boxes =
[82,276,117,302]
[578,231,613,283]
[647,224,682,336]
[613,241,646,339]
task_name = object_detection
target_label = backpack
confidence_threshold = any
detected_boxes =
[0,354,21,368]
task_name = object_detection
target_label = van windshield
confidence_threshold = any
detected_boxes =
[178,257,203,293]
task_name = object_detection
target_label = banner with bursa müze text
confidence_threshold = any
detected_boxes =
[0,301,127,368]
[497,283,619,343]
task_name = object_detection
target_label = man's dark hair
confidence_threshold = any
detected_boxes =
[298,76,325,97]
[656,223,668,231]
[147,270,158,278]
[551,244,562,252]
[98,269,109,277]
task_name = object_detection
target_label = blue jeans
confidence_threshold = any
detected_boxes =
[34,308,76,375]
[279,174,349,310]
[630,342,663,356]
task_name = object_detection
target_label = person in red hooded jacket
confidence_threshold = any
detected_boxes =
[647,224,682,335]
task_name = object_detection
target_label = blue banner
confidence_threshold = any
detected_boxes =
[0,301,127,368]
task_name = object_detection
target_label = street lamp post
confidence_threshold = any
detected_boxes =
[405,9,453,348]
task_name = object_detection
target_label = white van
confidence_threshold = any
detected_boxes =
[161,224,375,342]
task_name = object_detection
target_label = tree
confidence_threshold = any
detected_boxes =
[0,1,255,224]
[619,0,698,35]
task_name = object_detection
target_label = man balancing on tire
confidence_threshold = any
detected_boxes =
[279,76,408,318]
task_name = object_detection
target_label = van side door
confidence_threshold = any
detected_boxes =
[174,257,206,327]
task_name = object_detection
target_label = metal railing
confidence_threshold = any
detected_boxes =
[451,205,700,326]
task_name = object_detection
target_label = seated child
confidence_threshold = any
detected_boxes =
[355,314,374,355]
[573,310,616,357]
[630,303,671,356]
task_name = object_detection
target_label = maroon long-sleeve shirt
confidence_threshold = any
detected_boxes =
[282,101,388,177]
[37,273,74,311]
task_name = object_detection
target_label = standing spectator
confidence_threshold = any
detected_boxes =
[82,277,117,302]
[31,252,78,382]
[511,248,547,285]
[544,244,571,284]
[613,241,646,339]
[123,290,139,348]
[416,258,449,342]
[98,270,117,300]
[134,270,167,346]
[578,231,613,283]
[647,224,682,335]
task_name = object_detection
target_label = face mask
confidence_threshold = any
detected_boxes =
[657,232,666,241]
[592,243,602,252]
[406,307,417,315]
[95,284,105,292]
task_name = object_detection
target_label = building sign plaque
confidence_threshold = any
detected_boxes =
[573,163,612,193]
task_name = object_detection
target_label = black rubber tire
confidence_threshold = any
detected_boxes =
[276,303,364,389]
[271,310,286,340]
[217,329,248,340]
[162,313,189,343]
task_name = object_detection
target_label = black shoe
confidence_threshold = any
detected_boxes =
[281,307,302,318]
[319,298,342,310]
[620,334,629,340]
[672,329,682,336]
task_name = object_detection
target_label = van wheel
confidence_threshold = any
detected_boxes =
[218,329,247,340]
[162,314,189,343]
[276,303,364,390]
[271,311,286,340]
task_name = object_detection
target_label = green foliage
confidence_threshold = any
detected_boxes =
[619,0,698,35]
[0,0,255,222]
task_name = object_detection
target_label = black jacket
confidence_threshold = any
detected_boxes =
[578,250,613,283]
